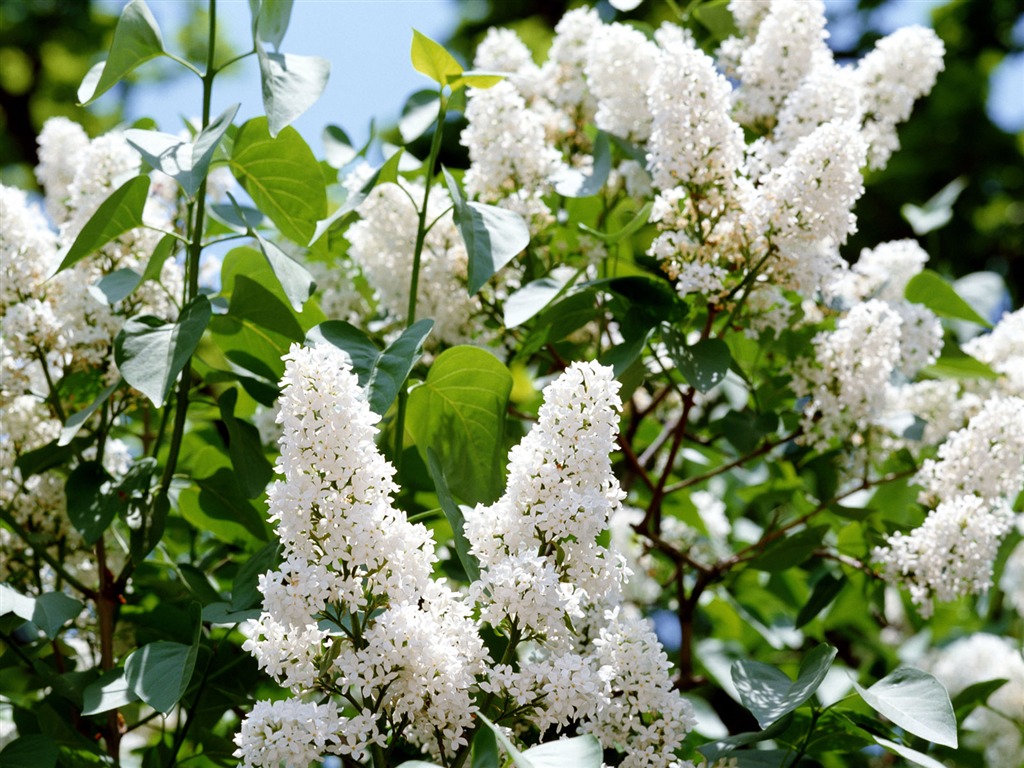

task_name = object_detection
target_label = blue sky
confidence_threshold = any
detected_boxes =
[95,0,465,153]
[93,0,1023,149]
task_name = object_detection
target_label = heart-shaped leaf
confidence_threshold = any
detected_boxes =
[732,644,838,729]
[854,667,957,748]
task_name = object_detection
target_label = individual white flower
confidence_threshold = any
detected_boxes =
[855,26,945,170]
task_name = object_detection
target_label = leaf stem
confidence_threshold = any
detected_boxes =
[394,92,447,468]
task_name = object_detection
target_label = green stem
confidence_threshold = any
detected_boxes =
[394,93,448,468]
[156,0,217,504]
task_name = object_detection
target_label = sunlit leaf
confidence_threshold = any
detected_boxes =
[77,0,164,105]
[732,644,838,729]
[56,176,151,273]
[854,667,957,748]
[411,29,462,85]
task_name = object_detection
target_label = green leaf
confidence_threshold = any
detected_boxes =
[230,117,327,245]
[124,604,201,714]
[14,438,82,479]
[921,350,999,380]
[751,525,829,573]
[32,592,83,639]
[232,542,281,611]
[396,763,443,768]
[447,69,505,91]
[252,232,316,312]
[411,29,462,85]
[794,572,846,628]
[219,388,274,498]
[56,176,151,273]
[504,272,574,329]
[904,269,992,328]
[872,737,947,768]
[399,90,441,144]
[0,584,35,623]
[210,202,265,232]
[125,104,239,197]
[472,726,499,768]
[65,461,115,544]
[89,268,142,305]
[443,168,530,295]
[426,449,481,582]
[179,469,270,544]
[178,563,222,604]
[693,0,740,40]
[667,335,732,393]
[732,644,838,729]
[854,667,957,748]
[114,295,212,405]
[578,200,653,243]
[476,714,601,768]
[308,319,433,416]
[951,678,1008,721]
[0,735,58,768]
[211,247,324,383]
[257,44,330,137]
[553,131,611,198]
[406,346,512,505]
[142,232,178,285]
[323,124,357,168]
[59,380,119,446]
[77,0,164,104]
[202,602,261,624]
[251,0,294,48]
[81,668,139,716]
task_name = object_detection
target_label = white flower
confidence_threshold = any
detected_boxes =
[732,0,831,127]
[927,634,1024,766]
[647,32,744,192]
[874,495,1014,617]
[795,299,902,448]
[233,698,343,768]
[916,395,1024,504]
[855,26,945,170]
[584,23,660,142]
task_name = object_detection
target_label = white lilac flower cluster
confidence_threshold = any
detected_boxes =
[344,177,491,346]
[873,395,1024,616]
[237,350,694,768]
[1,118,193,586]
[458,1,943,305]
[465,361,695,766]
